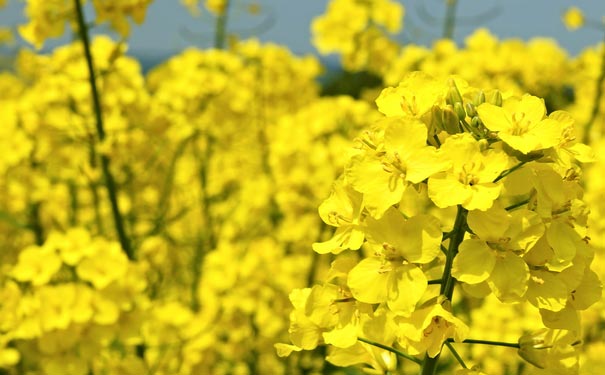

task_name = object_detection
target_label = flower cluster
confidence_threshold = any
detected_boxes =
[280,73,601,374]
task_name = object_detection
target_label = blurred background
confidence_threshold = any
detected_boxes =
[1,0,605,71]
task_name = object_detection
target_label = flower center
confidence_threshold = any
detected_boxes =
[511,112,531,135]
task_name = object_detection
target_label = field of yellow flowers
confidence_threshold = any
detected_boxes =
[0,1,604,374]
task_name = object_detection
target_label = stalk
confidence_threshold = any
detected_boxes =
[214,0,231,49]
[443,0,459,39]
[189,0,232,312]
[582,28,605,144]
[420,205,468,375]
[73,0,133,259]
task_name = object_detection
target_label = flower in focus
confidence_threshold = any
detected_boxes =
[427,133,509,211]
[477,94,563,154]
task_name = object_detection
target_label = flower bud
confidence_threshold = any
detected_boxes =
[465,102,477,117]
[442,106,461,134]
[454,102,467,120]
[487,90,503,106]
[473,90,485,106]
[446,79,464,106]
[429,105,445,135]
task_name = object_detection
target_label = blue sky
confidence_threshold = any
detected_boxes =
[1,0,604,59]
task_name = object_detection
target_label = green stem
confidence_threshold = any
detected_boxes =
[421,205,468,375]
[582,29,605,144]
[494,160,527,183]
[68,181,79,226]
[442,0,459,39]
[28,159,44,245]
[150,132,197,236]
[449,338,520,348]
[444,341,467,369]
[358,337,422,365]
[190,135,217,312]
[427,279,443,285]
[214,0,231,49]
[505,199,530,211]
[440,206,467,298]
[73,0,133,259]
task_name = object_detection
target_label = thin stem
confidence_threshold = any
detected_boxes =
[505,199,530,211]
[440,206,467,298]
[28,159,44,245]
[440,244,448,255]
[357,337,422,365]
[494,161,527,183]
[150,131,198,236]
[421,205,468,375]
[448,338,520,349]
[73,0,133,259]
[214,0,231,49]
[444,341,467,369]
[428,279,443,285]
[190,135,217,312]
[442,0,459,39]
[582,29,605,144]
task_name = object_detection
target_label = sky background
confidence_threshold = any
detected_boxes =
[1,0,605,63]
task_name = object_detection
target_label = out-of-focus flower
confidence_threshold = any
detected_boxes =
[562,7,585,31]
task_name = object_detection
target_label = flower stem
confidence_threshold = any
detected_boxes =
[505,199,530,211]
[214,0,231,49]
[443,0,459,39]
[358,337,422,365]
[582,28,605,144]
[448,338,520,348]
[494,160,528,182]
[73,0,133,259]
[421,205,468,375]
[445,341,467,369]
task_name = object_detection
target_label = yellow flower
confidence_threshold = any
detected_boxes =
[205,0,227,15]
[562,7,584,31]
[452,206,544,302]
[376,72,447,118]
[345,116,447,218]
[12,244,62,286]
[313,179,365,254]
[477,94,563,154]
[396,302,469,358]
[428,133,509,211]
[518,329,580,372]
[18,0,72,49]
[76,240,129,289]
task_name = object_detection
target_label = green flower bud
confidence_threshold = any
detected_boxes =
[446,79,464,106]
[442,106,461,134]
[487,90,503,106]
[428,105,446,137]
[465,102,477,117]
[473,90,485,106]
[454,102,467,120]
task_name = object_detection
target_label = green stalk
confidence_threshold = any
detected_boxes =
[189,0,233,311]
[358,337,422,365]
[582,28,605,144]
[214,0,231,49]
[444,341,467,369]
[73,0,133,259]
[449,338,520,348]
[442,0,459,39]
[190,135,217,312]
[421,205,468,375]
[28,158,44,245]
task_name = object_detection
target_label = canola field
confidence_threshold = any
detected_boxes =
[0,1,604,374]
